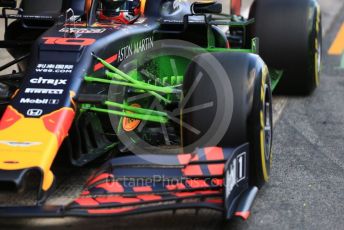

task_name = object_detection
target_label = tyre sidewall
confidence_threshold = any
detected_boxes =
[249,64,273,188]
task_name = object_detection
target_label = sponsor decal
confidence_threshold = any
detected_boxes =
[118,36,154,62]
[42,37,96,46]
[20,98,60,105]
[30,77,67,86]
[36,64,74,74]
[25,88,64,95]
[59,27,106,34]
[122,104,142,132]
[27,109,43,117]
[0,140,41,147]
[225,152,246,199]
[161,19,203,24]
[49,99,60,105]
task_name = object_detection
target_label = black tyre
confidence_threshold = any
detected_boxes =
[182,52,273,187]
[249,0,322,95]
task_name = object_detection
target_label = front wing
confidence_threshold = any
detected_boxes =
[0,143,257,220]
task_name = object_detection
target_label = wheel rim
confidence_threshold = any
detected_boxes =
[316,37,321,84]
[314,12,322,86]
[263,83,272,161]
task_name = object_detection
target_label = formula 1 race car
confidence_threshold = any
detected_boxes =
[0,0,321,220]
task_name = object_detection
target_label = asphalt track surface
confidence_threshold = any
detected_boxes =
[0,0,344,229]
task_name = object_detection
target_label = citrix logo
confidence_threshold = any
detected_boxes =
[30,77,67,86]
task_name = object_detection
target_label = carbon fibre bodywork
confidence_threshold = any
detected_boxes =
[0,0,264,220]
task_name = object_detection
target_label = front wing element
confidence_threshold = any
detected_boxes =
[0,143,258,220]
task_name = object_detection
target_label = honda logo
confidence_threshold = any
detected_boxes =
[27,109,43,117]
